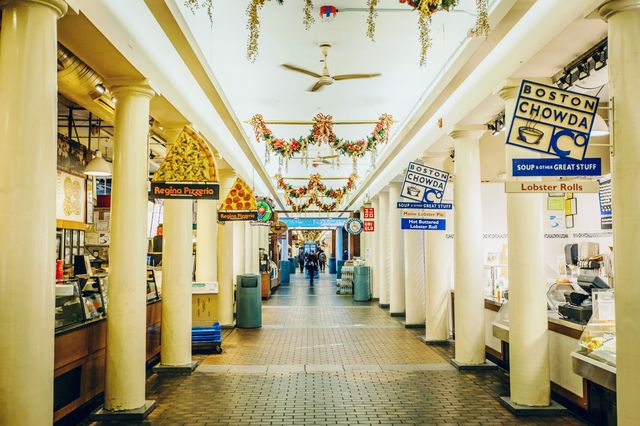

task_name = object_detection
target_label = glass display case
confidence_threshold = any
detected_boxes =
[55,280,85,329]
[575,289,616,367]
[78,276,107,320]
[571,289,616,392]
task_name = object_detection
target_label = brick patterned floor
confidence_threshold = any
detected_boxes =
[85,273,587,426]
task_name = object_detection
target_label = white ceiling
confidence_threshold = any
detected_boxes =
[175,0,484,210]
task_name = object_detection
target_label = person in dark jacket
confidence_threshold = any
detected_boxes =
[298,251,306,273]
[305,251,318,285]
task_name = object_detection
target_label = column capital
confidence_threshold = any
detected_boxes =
[448,125,486,141]
[599,0,640,20]
[497,79,522,102]
[109,80,156,100]
[0,0,67,17]
[389,181,402,190]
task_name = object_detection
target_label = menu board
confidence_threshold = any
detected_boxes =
[56,170,86,224]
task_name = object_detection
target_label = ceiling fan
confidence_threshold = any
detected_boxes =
[291,153,338,167]
[281,43,381,92]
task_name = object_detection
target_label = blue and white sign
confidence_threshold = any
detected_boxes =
[506,80,599,162]
[512,158,601,177]
[400,161,449,203]
[397,202,453,210]
[401,218,446,231]
[281,217,347,229]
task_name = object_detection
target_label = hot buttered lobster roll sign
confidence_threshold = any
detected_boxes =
[150,126,220,200]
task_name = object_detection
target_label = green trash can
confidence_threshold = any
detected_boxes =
[353,266,371,301]
[289,258,296,274]
[236,274,261,328]
[280,260,290,284]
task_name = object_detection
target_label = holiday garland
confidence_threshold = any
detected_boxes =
[286,193,338,212]
[275,173,358,204]
[249,113,394,161]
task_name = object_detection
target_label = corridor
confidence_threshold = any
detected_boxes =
[85,273,587,426]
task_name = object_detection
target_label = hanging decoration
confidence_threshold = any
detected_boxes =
[399,0,490,65]
[303,0,315,30]
[275,173,358,204]
[366,0,379,41]
[184,0,214,23]
[249,113,394,171]
[286,193,338,212]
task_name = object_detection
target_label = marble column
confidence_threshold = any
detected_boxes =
[424,228,452,342]
[599,3,640,422]
[371,197,380,299]
[378,190,390,307]
[499,82,550,406]
[159,126,195,372]
[195,199,218,283]
[450,127,487,367]
[103,82,155,414]
[388,182,406,315]
[216,171,236,326]
[403,226,426,326]
[0,1,67,423]
[244,221,254,273]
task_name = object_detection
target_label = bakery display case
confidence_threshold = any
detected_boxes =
[572,289,616,392]
[55,280,85,330]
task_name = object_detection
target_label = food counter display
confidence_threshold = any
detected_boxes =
[53,274,162,422]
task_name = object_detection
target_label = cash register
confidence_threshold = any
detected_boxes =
[558,275,610,324]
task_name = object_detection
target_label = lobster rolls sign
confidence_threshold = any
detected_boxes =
[150,127,219,200]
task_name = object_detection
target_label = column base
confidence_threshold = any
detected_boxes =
[378,303,389,309]
[153,360,199,375]
[420,336,451,346]
[90,400,156,422]
[371,297,380,301]
[449,358,497,371]
[403,322,425,329]
[499,397,567,417]
[390,312,405,317]
[221,322,236,330]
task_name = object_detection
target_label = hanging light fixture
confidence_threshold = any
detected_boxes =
[84,118,112,176]
[84,150,112,177]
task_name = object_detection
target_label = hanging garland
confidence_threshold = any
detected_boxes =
[275,173,358,204]
[366,0,379,41]
[249,113,394,162]
[286,193,338,212]
[397,0,490,66]
[184,0,214,23]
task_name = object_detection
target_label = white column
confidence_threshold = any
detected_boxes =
[450,127,486,366]
[388,183,406,315]
[0,1,66,423]
[216,172,236,326]
[160,125,194,369]
[424,229,452,341]
[105,83,155,411]
[196,200,218,282]
[233,221,246,278]
[336,226,343,260]
[600,3,640,422]
[251,225,262,273]
[404,228,426,326]
[378,190,390,306]
[371,197,380,299]
[500,82,550,406]
[244,221,254,273]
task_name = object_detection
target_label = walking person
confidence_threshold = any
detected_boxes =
[319,250,327,272]
[298,251,305,273]
[306,251,318,286]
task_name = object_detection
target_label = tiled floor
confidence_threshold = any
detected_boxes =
[87,272,587,425]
